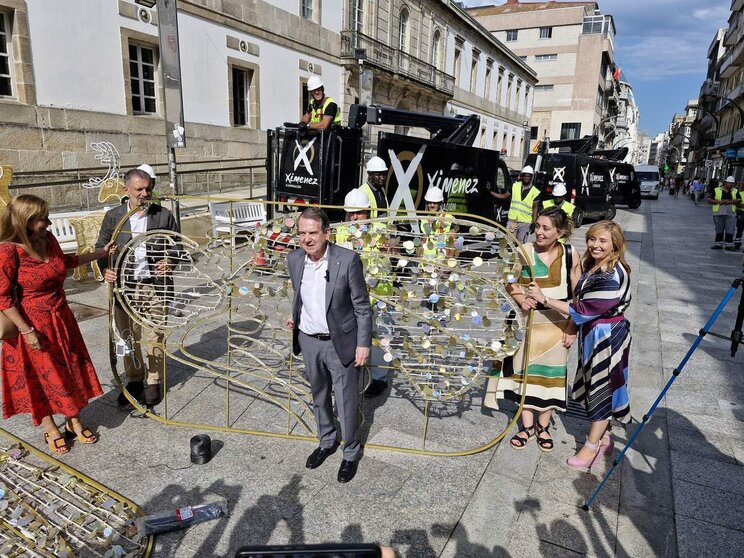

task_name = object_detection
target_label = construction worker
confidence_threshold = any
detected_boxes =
[735,185,744,251]
[506,165,541,243]
[333,189,394,399]
[359,157,389,219]
[299,76,341,130]
[420,187,454,263]
[542,183,575,218]
[708,175,740,250]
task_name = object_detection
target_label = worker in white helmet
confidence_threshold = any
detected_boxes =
[506,165,541,243]
[542,183,576,218]
[335,189,373,249]
[299,75,341,130]
[420,187,454,262]
[359,156,389,219]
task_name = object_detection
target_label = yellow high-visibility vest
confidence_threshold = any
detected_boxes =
[712,187,739,213]
[543,199,576,217]
[310,96,341,125]
[359,182,388,219]
[420,216,453,261]
[508,182,540,223]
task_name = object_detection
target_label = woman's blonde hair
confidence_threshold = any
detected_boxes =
[0,194,50,250]
[582,220,631,274]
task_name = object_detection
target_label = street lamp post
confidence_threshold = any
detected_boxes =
[135,0,185,225]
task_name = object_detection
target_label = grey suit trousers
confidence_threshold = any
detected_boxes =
[299,332,361,460]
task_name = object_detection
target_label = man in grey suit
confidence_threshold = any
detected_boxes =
[96,167,180,407]
[287,207,372,483]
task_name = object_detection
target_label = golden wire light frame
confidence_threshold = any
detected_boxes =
[0,428,152,558]
[108,198,535,456]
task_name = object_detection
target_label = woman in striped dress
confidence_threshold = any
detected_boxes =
[527,220,631,470]
[501,207,581,452]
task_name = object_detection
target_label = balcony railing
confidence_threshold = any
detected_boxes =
[341,31,455,96]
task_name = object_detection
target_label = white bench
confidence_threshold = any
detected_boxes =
[50,211,93,253]
[209,201,266,245]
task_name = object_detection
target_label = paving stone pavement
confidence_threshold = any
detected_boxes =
[2,191,744,557]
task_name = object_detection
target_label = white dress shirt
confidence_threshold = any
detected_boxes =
[299,249,329,335]
[129,210,151,280]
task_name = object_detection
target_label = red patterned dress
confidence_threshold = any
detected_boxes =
[0,233,102,426]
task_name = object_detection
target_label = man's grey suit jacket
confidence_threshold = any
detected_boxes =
[288,242,372,367]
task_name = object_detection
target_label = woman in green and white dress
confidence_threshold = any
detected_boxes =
[499,206,581,451]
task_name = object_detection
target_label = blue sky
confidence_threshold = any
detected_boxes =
[465,0,731,137]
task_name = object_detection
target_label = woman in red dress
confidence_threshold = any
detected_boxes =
[0,195,116,454]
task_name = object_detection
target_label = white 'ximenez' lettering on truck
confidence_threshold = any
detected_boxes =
[426,169,479,195]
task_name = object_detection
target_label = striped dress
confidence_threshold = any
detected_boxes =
[499,243,574,412]
[569,263,632,423]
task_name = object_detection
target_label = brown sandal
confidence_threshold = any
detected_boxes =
[64,422,98,444]
[44,432,69,454]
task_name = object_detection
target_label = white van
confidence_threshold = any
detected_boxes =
[635,165,661,199]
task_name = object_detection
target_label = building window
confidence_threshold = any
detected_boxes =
[596,86,603,109]
[535,84,553,92]
[453,46,462,87]
[519,56,527,62]
[129,43,157,114]
[470,55,478,93]
[535,54,557,62]
[232,67,251,126]
[560,122,581,140]
[497,67,504,105]
[484,62,492,99]
[398,8,409,52]
[432,29,442,69]
[530,126,538,140]
[350,0,363,34]
[506,29,518,42]
[506,74,514,108]
[0,12,11,97]
[301,0,313,20]
[539,27,552,39]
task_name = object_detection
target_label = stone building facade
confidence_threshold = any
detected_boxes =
[468,0,622,151]
[0,0,535,207]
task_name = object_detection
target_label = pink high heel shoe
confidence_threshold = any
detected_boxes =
[566,438,601,471]
[599,431,613,456]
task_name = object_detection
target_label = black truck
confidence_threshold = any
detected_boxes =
[525,136,619,226]
[595,147,642,209]
[266,105,513,225]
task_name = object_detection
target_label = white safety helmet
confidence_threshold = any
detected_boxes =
[521,165,534,175]
[725,175,736,183]
[366,156,388,173]
[551,183,567,197]
[307,76,324,92]
[344,188,371,211]
[424,187,444,203]
[136,164,156,179]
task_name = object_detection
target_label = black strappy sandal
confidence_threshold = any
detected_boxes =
[510,425,535,450]
[536,423,554,453]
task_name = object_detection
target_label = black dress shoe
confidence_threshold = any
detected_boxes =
[117,381,144,407]
[306,444,338,469]
[144,384,162,406]
[337,459,359,483]
[364,379,388,398]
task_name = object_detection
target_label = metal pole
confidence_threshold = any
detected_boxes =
[169,148,181,229]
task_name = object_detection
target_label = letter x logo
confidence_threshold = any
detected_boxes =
[552,167,566,182]
[580,165,590,195]
[388,145,427,234]
[293,138,316,175]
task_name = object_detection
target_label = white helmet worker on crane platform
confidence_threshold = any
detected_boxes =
[504,164,541,244]
[299,76,341,131]
[358,156,389,219]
